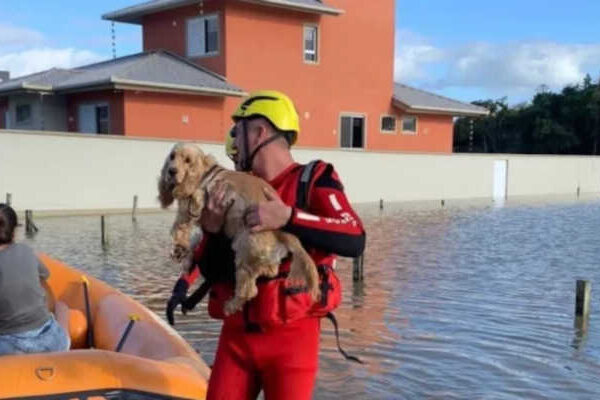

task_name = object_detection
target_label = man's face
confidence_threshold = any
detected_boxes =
[233,120,262,169]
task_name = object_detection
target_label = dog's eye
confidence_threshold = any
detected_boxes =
[170,153,175,161]
[185,157,191,164]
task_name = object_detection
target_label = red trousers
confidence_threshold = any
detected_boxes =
[206,317,320,400]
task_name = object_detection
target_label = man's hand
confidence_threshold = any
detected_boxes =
[245,188,292,232]
[166,278,189,326]
[201,180,233,233]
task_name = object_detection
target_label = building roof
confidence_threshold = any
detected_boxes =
[0,51,244,97]
[103,0,343,24]
[393,83,489,117]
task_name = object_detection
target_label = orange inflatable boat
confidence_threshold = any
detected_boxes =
[0,254,210,400]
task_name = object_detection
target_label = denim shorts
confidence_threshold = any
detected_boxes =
[0,316,70,356]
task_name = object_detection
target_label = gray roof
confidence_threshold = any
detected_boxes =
[0,69,77,92]
[0,51,244,97]
[393,83,489,117]
[103,0,342,24]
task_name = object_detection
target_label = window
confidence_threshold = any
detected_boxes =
[78,103,110,134]
[16,104,32,124]
[380,116,396,133]
[187,14,220,57]
[96,105,109,134]
[340,115,365,149]
[402,116,417,134]
[304,25,318,63]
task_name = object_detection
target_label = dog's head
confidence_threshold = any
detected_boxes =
[158,143,215,208]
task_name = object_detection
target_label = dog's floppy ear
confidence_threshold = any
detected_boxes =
[158,154,175,208]
[202,153,217,169]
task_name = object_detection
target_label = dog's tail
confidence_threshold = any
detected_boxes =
[274,231,320,301]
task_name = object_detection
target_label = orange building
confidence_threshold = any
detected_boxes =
[0,0,487,153]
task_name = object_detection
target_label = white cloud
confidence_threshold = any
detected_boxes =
[394,30,444,81]
[394,29,600,99]
[0,23,104,79]
[441,41,600,90]
[0,48,104,78]
[0,23,44,48]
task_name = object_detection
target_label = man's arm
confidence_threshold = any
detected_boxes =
[282,164,366,257]
[40,279,56,313]
[38,259,55,312]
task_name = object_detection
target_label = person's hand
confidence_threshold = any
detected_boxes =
[245,188,292,232]
[166,278,189,326]
[201,180,233,233]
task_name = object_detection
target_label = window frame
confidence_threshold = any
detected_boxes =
[303,24,319,64]
[15,103,32,124]
[186,13,220,59]
[339,112,367,150]
[380,115,397,134]
[401,115,418,135]
[95,104,110,134]
[78,102,110,135]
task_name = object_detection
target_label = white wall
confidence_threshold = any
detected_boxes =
[1,130,599,213]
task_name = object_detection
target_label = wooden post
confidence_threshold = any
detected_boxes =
[25,210,39,235]
[101,216,108,248]
[25,210,32,233]
[5,193,11,206]
[575,280,591,330]
[353,254,364,282]
[132,195,138,222]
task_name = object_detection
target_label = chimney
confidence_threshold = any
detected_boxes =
[0,71,9,83]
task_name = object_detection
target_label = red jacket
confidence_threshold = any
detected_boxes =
[183,161,365,328]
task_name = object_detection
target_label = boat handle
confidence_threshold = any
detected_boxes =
[35,366,55,381]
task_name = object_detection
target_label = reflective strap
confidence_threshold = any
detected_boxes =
[296,160,319,210]
[325,312,364,364]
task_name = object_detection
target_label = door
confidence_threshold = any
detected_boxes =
[493,160,508,202]
[78,104,97,134]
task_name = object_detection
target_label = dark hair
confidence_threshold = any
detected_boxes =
[0,204,18,244]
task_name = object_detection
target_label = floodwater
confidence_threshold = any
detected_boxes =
[23,199,600,399]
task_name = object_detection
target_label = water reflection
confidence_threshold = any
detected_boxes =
[22,200,600,399]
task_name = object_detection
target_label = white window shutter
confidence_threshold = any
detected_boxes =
[187,17,205,57]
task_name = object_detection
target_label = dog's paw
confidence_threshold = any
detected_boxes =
[309,285,321,302]
[224,298,243,316]
[170,245,189,262]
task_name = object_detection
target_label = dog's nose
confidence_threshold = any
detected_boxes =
[168,167,177,176]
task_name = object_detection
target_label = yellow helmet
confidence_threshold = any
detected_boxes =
[232,90,299,145]
[225,126,237,160]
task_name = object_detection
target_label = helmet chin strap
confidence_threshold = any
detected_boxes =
[239,119,287,172]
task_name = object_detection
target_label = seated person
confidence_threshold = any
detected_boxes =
[0,204,70,355]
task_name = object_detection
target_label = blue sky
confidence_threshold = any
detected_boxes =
[1,0,600,104]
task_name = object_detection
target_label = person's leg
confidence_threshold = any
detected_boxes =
[259,318,320,400]
[207,325,261,400]
[42,315,70,352]
[0,334,21,356]
[0,318,63,355]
